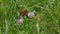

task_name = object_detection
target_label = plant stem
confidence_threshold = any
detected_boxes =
[5,19,8,34]
[36,14,40,34]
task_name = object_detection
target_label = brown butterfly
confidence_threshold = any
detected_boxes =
[20,6,27,16]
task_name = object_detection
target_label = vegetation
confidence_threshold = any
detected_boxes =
[0,0,60,34]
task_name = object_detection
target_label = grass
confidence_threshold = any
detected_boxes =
[0,0,60,34]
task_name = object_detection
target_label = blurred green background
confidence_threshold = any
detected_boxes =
[0,0,60,34]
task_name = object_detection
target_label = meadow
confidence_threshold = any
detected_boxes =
[0,0,60,34]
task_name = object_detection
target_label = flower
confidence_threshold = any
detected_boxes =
[28,12,34,18]
[17,18,23,23]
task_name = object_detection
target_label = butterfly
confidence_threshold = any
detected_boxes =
[20,6,27,16]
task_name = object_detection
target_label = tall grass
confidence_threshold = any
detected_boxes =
[0,0,60,34]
